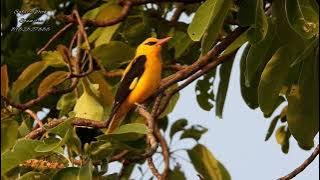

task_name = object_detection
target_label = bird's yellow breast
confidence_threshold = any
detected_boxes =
[127,52,162,104]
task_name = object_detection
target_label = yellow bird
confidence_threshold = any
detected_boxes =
[106,37,171,133]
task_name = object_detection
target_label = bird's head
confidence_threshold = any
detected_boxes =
[135,37,172,57]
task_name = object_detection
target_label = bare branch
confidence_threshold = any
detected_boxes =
[25,109,44,128]
[278,144,319,180]
[147,157,162,179]
[37,23,73,55]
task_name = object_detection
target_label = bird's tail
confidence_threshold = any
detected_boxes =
[106,102,132,133]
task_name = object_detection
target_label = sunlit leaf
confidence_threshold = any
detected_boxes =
[188,144,230,180]
[1,119,19,153]
[57,92,77,117]
[74,79,104,121]
[41,50,66,68]
[37,71,68,96]
[1,139,48,175]
[200,0,233,54]
[188,0,232,42]
[221,31,248,56]
[11,61,47,99]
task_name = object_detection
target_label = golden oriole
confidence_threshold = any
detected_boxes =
[106,37,171,133]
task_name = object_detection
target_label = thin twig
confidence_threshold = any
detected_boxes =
[37,23,73,55]
[170,3,184,25]
[147,158,162,179]
[1,78,79,111]
[154,124,170,179]
[278,144,319,180]
[58,0,203,27]
[25,109,44,128]
[156,26,247,95]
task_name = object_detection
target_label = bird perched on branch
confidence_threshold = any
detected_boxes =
[106,37,171,133]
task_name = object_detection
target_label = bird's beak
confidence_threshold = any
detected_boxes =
[156,37,172,46]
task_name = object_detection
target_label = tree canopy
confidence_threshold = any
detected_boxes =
[1,0,319,179]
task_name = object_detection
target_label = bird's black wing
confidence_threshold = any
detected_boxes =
[108,55,147,120]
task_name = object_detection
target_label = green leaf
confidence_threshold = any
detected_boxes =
[41,50,66,68]
[35,119,73,152]
[181,125,208,141]
[48,118,73,137]
[245,19,278,87]
[286,53,319,148]
[221,31,248,56]
[187,0,232,42]
[285,0,319,39]
[88,71,114,107]
[35,131,71,153]
[216,57,234,118]
[20,172,50,180]
[168,31,193,59]
[74,79,104,121]
[1,139,48,175]
[290,36,319,67]
[92,25,121,48]
[1,119,19,153]
[238,0,268,44]
[282,128,291,154]
[11,61,47,99]
[170,119,188,139]
[200,0,233,54]
[239,44,259,109]
[57,92,77,117]
[79,161,93,180]
[275,126,286,145]
[98,123,148,142]
[122,21,151,46]
[169,166,186,180]
[258,46,292,116]
[91,41,135,70]
[37,71,68,96]
[52,167,80,180]
[265,115,280,141]
[195,70,216,111]
[217,161,231,180]
[188,144,230,180]
[159,84,180,118]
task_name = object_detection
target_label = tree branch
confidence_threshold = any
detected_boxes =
[157,26,247,95]
[278,144,319,180]
[58,0,203,27]
[37,22,73,55]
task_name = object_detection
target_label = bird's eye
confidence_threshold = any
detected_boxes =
[144,41,157,46]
